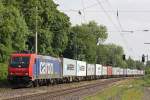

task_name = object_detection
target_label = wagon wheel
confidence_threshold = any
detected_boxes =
[26,81,34,88]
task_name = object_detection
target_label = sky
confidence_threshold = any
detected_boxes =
[54,0,150,60]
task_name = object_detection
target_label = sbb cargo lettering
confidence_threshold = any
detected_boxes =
[40,62,53,74]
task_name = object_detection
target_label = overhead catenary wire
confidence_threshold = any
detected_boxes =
[102,0,124,31]
[61,9,150,13]
[95,0,134,59]
[95,0,120,31]
[105,0,135,52]
[103,0,137,59]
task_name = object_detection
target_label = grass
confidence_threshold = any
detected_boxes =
[84,77,148,100]
[0,63,8,80]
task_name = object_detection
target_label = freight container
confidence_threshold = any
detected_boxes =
[138,70,140,75]
[143,70,145,75]
[107,66,112,76]
[120,68,124,76]
[116,67,120,75]
[142,70,144,75]
[130,69,133,75]
[123,68,127,76]
[112,67,117,76]
[137,69,139,75]
[33,55,62,79]
[140,70,142,75]
[102,66,107,75]
[131,69,134,75]
[134,69,137,75]
[132,69,135,75]
[63,58,76,77]
[96,64,102,76]
[127,68,130,76]
[76,60,86,76]
[137,70,139,75]
[87,64,95,76]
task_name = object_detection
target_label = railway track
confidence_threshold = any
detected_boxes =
[3,77,131,100]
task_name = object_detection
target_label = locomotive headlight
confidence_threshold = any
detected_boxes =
[25,73,28,75]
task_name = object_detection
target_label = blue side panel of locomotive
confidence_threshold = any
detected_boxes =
[33,55,62,79]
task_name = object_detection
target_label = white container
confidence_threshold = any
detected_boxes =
[142,70,145,75]
[120,68,124,75]
[87,64,95,76]
[134,69,137,75]
[138,70,141,75]
[112,67,117,75]
[132,69,135,75]
[140,70,142,75]
[96,64,102,76]
[102,66,107,75]
[127,69,130,75]
[113,67,120,75]
[131,69,134,75]
[123,69,127,75]
[76,60,86,76]
[63,58,76,76]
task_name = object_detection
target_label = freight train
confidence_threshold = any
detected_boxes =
[7,51,144,87]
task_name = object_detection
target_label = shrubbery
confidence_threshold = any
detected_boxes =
[0,63,7,80]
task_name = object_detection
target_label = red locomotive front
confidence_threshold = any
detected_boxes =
[7,52,36,86]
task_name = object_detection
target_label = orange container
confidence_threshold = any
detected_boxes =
[107,66,112,76]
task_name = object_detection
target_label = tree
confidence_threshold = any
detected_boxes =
[0,3,28,62]
[126,57,136,69]
[146,61,150,67]
[135,60,144,70]
[97,44,126,67]
[3,0,71,57]
[63,21,108,63]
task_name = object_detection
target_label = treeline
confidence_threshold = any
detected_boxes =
[0,0,144,69]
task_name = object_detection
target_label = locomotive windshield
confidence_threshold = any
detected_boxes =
[10,56,30,68]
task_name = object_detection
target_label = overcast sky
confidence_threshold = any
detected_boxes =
[54,0,150,60]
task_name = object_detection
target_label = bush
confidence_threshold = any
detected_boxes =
[145,67,150,75]
[0,63,8,80]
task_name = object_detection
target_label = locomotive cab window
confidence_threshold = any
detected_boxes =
[10,56,30,68]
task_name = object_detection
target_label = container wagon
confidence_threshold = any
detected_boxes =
[102,66,107,78]
[86,64,95,80]
[107,66,112,78]
[95,64,102,79]
[62,58,77,82]
[76,60,86,81]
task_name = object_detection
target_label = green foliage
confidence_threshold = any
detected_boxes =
[135,61,144,70]
[146,61,150,67]
[0,3,28,62]
[126,57,136,68]
[63,21,108,63]
[145,67,150,75]
[0,63,7,80]
[0,0,70,60]
[96,44,126,67]
[145,61,150,75]
[18,0,71,56]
